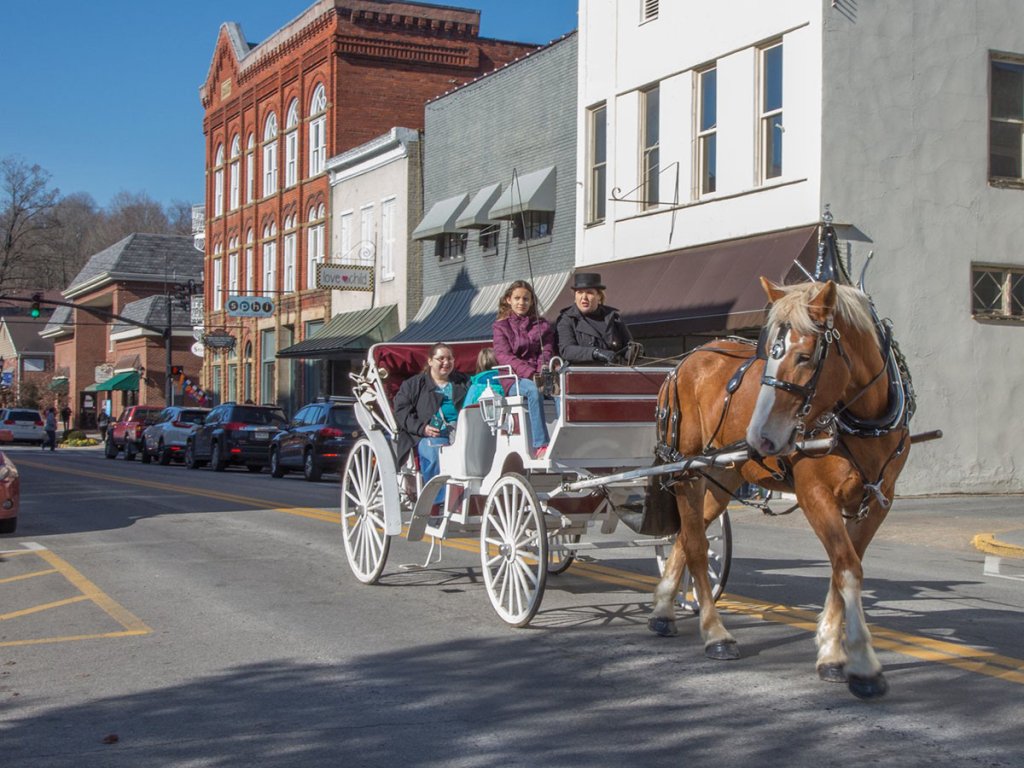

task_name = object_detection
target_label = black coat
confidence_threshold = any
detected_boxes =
[556,304,633,364]
[393,370,469,464]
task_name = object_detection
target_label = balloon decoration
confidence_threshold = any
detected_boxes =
[174,370,212,405]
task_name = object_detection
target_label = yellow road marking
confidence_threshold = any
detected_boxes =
[0,631,151,649]
[17,459,1024,684]
[1,595,90,620]
[0,567,58,585]
[973,533,1024,559]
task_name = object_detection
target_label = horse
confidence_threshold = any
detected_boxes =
[649,278,911,700]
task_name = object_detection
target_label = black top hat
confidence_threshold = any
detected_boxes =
[572,272,605,290]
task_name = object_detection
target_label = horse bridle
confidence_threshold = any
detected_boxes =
[756,317,844,420]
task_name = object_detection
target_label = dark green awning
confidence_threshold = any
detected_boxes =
[276,305,399,359]
[83,370,139,392]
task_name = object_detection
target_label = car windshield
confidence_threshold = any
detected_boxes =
[231,406,286,426]
[179,411,207,425]
[328,408,359,431]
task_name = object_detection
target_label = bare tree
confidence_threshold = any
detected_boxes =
[0,156,60,293]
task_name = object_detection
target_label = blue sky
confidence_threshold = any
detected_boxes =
[0,1,578,210]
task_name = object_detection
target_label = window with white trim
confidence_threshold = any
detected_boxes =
[245,134,255,204]
[283,214,297,293]
[359,204,375,261]
[245,228,255,295]
[758,42,784,182]
[339,211,353,262]
[213,144,225,217]
[228,237,239,295]
[587,103,607,224]
[380,197,396,279]
[972,265,1024,319]
[285,100,299,188]
[212,253,223,311]
[262,112,278,197]
[697,66,717,195]
[640,84,660,209]
[990,55,1024,182]
[229,135,241,210]
[306,204,325,289]
[309,84,327,176]
[262,222,277,298]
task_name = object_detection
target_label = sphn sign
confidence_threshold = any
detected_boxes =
[316,263,374,292]
[226,296,275,318]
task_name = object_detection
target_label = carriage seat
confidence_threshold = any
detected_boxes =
[439,404,496,479]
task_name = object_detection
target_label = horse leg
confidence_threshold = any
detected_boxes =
[800,493,887,698]
[694,480,739,659]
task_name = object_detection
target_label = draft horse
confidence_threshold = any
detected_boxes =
[649,278,911,699]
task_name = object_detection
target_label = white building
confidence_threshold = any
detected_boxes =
[577,0,1024,495]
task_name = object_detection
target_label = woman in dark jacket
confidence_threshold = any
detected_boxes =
[556,272,632,364]
[393,342,469,497]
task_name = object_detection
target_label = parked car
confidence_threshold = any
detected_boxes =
[0,451,20,534]
[269,398,361,481]
[185,402,287,472]
[0,408,45,444]
[141,406,210,465]
[105,405,164,460]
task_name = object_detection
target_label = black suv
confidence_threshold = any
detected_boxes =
[185,403,286,472]
[269,398,361,481]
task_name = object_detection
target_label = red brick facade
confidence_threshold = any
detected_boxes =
[199,0,537,409]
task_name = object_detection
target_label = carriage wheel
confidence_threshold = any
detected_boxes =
[656,511,732,613]
[547,532,580,575]
[341,438,391,584]
[480,473,548,627]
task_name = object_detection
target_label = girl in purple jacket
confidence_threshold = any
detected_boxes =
[492,280,554,458]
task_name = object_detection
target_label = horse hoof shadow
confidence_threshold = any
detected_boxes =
[817,663,847,683]
[847,672,889,699]
[647,616,678,637]
[705,639,740,660]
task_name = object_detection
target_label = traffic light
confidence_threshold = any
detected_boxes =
[30,293,42,318]
[170,366,183,377]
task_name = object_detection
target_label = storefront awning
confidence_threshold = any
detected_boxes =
[48,375,69,392]
[392,271,571,343]
[412,194,469,240]
[455,183,502,229]
[83,370,139,392]
[488,167,556,220]
[542,226,819,336]
[276,304,399,359]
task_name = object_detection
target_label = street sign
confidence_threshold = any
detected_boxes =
[225,295,275,317]
[316,263,374,291]
[203,330,236,350]
[191,341,205,357]
[0,372,11,388]
[190,295,204,324]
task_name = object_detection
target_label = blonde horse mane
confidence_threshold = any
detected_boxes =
[766,281,876,338]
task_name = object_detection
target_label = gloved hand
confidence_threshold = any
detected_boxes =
[592,348,616,364]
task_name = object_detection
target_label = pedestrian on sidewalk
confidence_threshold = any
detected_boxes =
[43,407,58,451]
[60,404,72,435]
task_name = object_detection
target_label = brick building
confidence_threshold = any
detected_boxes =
[199,0,538,408]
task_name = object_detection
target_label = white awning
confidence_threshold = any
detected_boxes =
[455,183,502,229]
[411,193,469,240]
[488,167,556,220]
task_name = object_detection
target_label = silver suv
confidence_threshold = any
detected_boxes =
[141,406,210,465]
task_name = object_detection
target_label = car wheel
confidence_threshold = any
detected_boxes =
[104,437,118,459]
[246,464,263,473]
[140,444,152,464]
[123,442,135,461]
[158,441,172,466]
[270,448,286,478]
[210,441,227,472]
[303,449,322,482]
[185,442,203,469]
[0,517,16,534]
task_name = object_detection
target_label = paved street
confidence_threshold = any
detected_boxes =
[2,444,1023,767]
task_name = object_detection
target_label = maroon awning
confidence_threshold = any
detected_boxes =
[544,226,818,336]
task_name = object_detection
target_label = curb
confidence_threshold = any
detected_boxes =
[972,533,1024,560]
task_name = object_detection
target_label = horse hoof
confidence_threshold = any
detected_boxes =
[705,639,740,660]
[648,616,678,637]
[847,672,889,700]
[817,663,847,683]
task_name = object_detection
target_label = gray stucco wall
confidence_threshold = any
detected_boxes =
[420,33,578,301]
[821,1,1024,493]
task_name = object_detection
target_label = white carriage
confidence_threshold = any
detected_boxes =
[341,341,733,627]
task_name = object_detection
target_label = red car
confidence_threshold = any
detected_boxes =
[0,451,20,534]
[105,405,163,461]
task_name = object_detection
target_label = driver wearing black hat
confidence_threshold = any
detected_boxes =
[556,272,633,364]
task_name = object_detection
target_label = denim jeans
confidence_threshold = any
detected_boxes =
[417,435,450,503]
[513,377,549,450]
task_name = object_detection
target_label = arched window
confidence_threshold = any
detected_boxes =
[262,221,278,298]
[285,99,299,188]
[212,241,224,311]
[283,214,297,293]
[229,135,241,210]
[213,144,225,217]
[306,203,326,289]
[245,134,255,204]
[228,235,240,294]
[244,228,255,294]
[262,112,278,197]
[308,84,327,176]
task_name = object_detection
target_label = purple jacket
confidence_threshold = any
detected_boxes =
[493,314,555,380]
